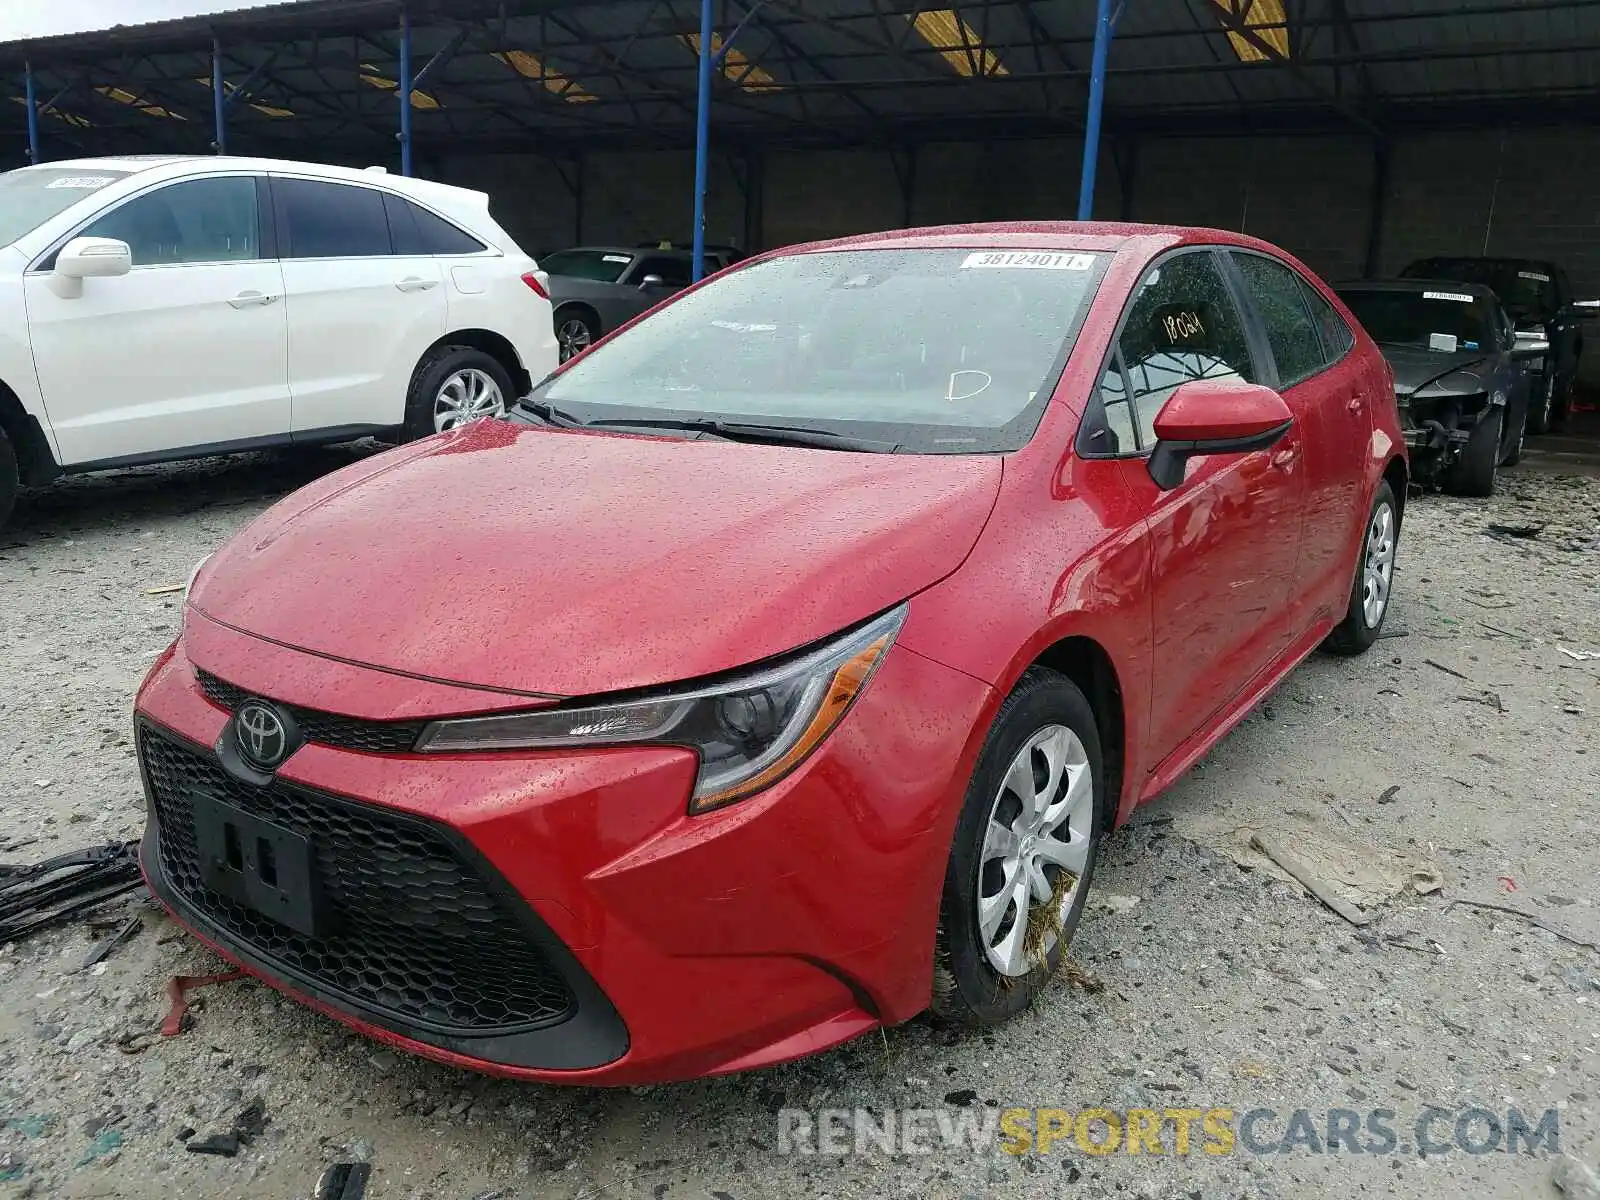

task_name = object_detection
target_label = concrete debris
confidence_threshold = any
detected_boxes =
[1552,1156,1600,1200]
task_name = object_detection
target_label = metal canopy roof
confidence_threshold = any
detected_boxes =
[5,0,1600,163]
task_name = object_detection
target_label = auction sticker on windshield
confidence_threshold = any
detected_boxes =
[961,251,1096,271]
[1423,291,1475,303]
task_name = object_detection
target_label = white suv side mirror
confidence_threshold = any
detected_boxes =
[50,236,133,298]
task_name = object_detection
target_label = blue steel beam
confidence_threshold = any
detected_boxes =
[411,24,468,93]
[24,61,40,164]
[219,44,286,114]
[398,8,414,176]
[712,0,772,67]
[690,0,713,281]
[1076,0,1118,221]
[211,38,227,152]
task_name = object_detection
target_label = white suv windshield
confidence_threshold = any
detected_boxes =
[0,167,130,247]
[537,247,1107,454]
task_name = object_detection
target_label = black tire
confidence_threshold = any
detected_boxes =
[1526,373,1554,436]
[1500,399,1527,467]
[1444,408,1501,498]
[1549,371,1573,431]
[930,668,1105,1027]
[1323,479,1399,657]
[402,346,516,442]
[555,306,600,362]
[0,427,17,532]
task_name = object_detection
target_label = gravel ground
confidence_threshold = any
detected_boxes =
[1,447,1597,1200]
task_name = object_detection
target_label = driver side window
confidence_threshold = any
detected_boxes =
[1121,251,1257,448]
[1082,250,1258,456]
[79,176,260,267]
[633,255,692,288]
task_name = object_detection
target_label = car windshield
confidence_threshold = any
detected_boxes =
[1338,288,1497,352]
[535,247,1107,454]
[0,167,131,247]
[540,249,635,283]
[1400,258,1557,321]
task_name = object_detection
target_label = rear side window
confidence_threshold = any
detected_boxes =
[1230,252,1325,387]
[1298,278,1355,359]
[384,192,485,255]
[275,178,391,258]
[1117,250,1258,449]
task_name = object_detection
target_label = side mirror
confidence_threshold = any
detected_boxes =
[638,273,666,291]
[50,236,132,298]
[1512,328,1551,359]
[1147,379,1293,491]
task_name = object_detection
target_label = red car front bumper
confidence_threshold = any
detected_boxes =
[134,618,993,1085]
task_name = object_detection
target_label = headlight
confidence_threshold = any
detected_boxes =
[415,605,907,813]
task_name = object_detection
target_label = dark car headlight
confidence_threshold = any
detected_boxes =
[415,605,907,813]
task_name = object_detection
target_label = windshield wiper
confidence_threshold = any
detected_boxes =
[511,397,586,428]
[583,416,899,453]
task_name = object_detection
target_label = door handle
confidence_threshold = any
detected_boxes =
[395,277,439,292]
[227,291,278,308]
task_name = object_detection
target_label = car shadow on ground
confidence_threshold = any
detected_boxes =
[2,441,389,544]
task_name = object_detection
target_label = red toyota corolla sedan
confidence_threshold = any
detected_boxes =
[136,222,1406,1085]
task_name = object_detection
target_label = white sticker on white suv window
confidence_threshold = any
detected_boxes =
[960,251,1096,271]
[1423,291,1475,303]
[1518,270,1551,282]
[46,176,116,189]
[602,254,632,263]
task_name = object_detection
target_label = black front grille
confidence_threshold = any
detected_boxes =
[196,670,427,754]
[140,724,575,1034]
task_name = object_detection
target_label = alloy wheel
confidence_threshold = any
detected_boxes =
[558,318,592,362]
[1362,500,1396,628]
[977,724,1094,977]
[432,368,505,433]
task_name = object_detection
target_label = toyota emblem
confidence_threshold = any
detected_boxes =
[235,701,291,771]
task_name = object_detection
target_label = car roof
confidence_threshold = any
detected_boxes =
[1336,278,1500,300]
[756,220,1301,262]
[16,155,197,175]
[13,155,483,204]
[554,246,708,260]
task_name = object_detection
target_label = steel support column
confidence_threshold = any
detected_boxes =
[1363,139,1389,277]
[742,150,763,253]
[23,61,40,164]
[574,154,586,245]
[398,9,414,176]
[1114,136,1137,221]
[691,0,715,281]
[1077,0,1116,220]
[211,38,227,153]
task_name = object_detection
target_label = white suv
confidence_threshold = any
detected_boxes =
[0,155,558,528]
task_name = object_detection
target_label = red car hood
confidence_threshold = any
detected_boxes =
[191,421,1002,698]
